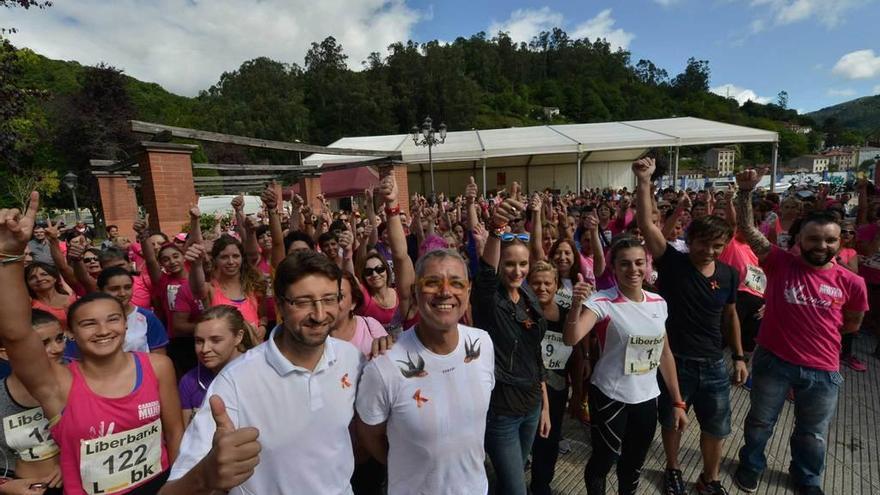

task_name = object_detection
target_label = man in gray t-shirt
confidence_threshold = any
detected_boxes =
[27,221,54,266]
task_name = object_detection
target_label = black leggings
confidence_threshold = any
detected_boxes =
[529,383,568,495]
[584,385,657,495]
[841,332,856,358]
[736,291,764,353]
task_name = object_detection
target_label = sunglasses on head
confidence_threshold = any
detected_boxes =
[499,232,530,242]
[363,265,387,276]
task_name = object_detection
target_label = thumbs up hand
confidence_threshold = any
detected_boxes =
[465,176,478,204]
[571,273,593,307]
[203,395,261,491]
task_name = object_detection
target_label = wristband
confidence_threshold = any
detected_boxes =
[732,354,746,362]
[384,205,401,217]
[672,401,687,410]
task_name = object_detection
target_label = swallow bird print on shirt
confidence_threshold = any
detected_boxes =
[464,336,481,363]
[397,352,428,378]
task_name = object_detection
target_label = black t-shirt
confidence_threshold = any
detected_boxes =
[655,243,738,360]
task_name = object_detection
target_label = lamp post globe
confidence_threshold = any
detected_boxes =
[62,172,81,222]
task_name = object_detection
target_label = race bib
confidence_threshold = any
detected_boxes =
[3,407,59,461]
[624,334,664,375]
[166,284,181,311]
[743,265,767,295]
[542,331,573,371]
[80,419,163,495]
[861,253,880,270]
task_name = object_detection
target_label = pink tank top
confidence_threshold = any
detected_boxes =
[210,279,260,325]
[50,353,169,494]
[356,282,398,326]
[31,293,77,329]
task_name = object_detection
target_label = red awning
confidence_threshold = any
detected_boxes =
[285,166,380,199]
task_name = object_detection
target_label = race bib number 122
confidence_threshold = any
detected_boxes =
[80,419,163,495]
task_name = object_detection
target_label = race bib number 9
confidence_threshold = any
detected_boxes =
[743,265,766,295]
[3,408,59,461]
[624,335,664,375]
[542,331,573,370]
[80,419,163,495]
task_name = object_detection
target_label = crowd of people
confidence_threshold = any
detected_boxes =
[0,157,872,495]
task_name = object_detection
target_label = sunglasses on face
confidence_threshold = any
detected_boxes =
[499,233,531,242]
[841,230,855,235]
[83,257,99,263]
[363,265,387,277]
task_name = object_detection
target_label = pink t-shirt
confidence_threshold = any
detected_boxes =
[31,293,77,330]
[757,246,868,371]
[346,316,388,357]
[210,280,260,326]
[154,272,186,330]
[173,283,205,336]
[356,282,398,327]
[837,247,857,266]
[718,238,766,298]
[50,352,169,494]
[130,271,153,310]
[856,224,880,284]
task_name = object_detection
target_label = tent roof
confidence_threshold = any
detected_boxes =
[302,117,778,168]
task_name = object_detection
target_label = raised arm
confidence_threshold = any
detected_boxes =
[633,158,667,258]
[0,193,66,418]
[377,173,416,317]
[44,218,80,291]
[185,243,210,304]
[734,169,772,263]
[529,193,546,263]
[262,184,286,268]
[134,214,163,286]
[562,276,596,346]
[583,211,605,277]
[231,195,247,243]
[481,182,525,270]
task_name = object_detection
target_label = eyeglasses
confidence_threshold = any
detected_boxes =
[363,265,387,276]
[82,257,99,263]
[279,294,341,311]
[499,232,530,242]
[417,276,470,295]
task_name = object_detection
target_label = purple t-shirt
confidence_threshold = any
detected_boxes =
[178,364,214,410]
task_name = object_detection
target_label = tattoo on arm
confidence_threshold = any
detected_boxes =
[735,190,771,256]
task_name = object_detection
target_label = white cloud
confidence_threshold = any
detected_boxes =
[4,0,421,96]
[827,88,857,97]
[571,9,634,50]
[745,0,869,32]
[874,84,880,94]
[652,0,681,6]
[710,83,773,105]
[488,7,563,43]
[832,49,880,80]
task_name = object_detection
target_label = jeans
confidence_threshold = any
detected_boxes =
[738,347,842,487]
[485,405,541,495]
[658,356,732,438]
[530,385,568,495]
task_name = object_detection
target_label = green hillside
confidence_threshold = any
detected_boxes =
[807,94,880,132]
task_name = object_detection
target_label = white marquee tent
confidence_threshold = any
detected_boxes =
[302,117,779,194]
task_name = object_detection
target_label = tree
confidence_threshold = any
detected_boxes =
[776,91,788,110]
[0,166,59,208]
[672,58,710,96]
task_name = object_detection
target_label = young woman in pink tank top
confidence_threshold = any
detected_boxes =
[185,235,267,342]
[0,192,184,495]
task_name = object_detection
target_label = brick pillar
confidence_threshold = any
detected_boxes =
[299,175,323,212]
[95,174,138,240]
[378,164,410,215]
[137,141,198,236]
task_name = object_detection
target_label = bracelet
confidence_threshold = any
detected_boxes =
[732,354,746,362]
[672,401,687,410]
[384,205,401,217]
[0,254,26,265]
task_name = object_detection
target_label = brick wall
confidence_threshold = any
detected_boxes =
[96,174,138,240]
[137,142,198,236]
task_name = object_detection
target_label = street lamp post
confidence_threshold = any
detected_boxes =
[62,172,80,223]
[411,116,447,204]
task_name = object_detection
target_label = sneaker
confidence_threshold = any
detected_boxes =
[841,354,868,372]
[695,473,728,495]
[664,468,687,495]
[797,485,824,495]
[558,438,572,454]
[742,376,753,391]
[733,466,759,493]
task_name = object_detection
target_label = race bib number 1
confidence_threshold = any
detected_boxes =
[624,335,664,375]
[80,419,163,495]
[3,407,59,461]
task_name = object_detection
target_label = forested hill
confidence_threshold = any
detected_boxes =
[7,29,861,210]
[807,94,880,132]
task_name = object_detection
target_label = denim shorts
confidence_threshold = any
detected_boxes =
[658,356,732,438]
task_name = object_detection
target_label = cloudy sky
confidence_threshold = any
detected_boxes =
[3,0,879,113]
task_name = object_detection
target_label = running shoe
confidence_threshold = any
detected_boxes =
[695,473,728,495]
[558,438,571,454]
[742,376,753,391]
[664,468,687,495]
[733,466,759,493]
[841,354,868,372]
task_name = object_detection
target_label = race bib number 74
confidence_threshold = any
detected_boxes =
[624,335,664,375]
[80,419,163,495]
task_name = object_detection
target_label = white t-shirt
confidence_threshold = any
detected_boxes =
[585,288,668,404]
[356,325,495,495]
[169,329,365,495]
[125,307,168,353]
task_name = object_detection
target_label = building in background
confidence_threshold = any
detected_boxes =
[821,148,856,171]
[789,154,830,174]
[705,147,736,176]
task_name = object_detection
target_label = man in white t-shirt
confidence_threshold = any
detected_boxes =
[356,248,496,495]
[160,251,365,495]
